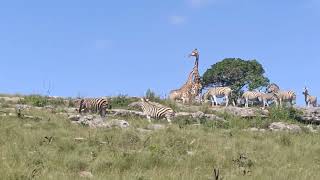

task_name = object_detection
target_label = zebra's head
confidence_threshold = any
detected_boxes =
[189,48,199,58]
[267,83,280,93]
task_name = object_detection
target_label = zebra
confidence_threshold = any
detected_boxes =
[267,83,280,93]
[78,98,111,117]
[128,98,175,123]
[202,87,233,107]
[259,92,279,107]
[241,91,263,108]
[274,90,296,107]
[302,87,317,107]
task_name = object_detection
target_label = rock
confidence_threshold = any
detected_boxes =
[74,137,86,141]
[192,111,205,119]
[79,171,93,178]
[68,114,81,121]
[269,122,301,133]
[297,107,320,124]
[136,128,153,133]
[249,127,259,132]
[222,107,269,118]
[187,151,195,156]
[64,107,78,113]
[175,111,225,121]
[111,109,145,118]
[246,127,266,132]
[147,124,165,130]
[305,125,318,133]
[108,119,130,128]
[23,123,32,128]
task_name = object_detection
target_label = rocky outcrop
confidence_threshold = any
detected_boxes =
[213,107,269,118]
[297,107,320,124]
[268,122,301,133]
[69,114,129,129]
[175,111,225,121]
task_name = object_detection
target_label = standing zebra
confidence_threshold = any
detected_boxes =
[128,98,175,123]
[259,92,279,107]
[267,83,296,107]
[78,98,111,117]
[241,91,263,108]
[303,87,317,107]
[266,83,280,93]
[202,87,233,107]
[274,90,296,107]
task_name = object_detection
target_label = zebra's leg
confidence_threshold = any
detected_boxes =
[225,96,229,107]
[146,115,152,123]
[245,98,248,108]
[100,108,106,117]
[210,96,215,107]
[213,96,218,106]
[166,115,172,124]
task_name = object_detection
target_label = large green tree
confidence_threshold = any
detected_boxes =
[202,58,269,96]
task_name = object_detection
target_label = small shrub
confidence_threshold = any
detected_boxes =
[145,89,161,102]
[21,95,48,107]
[279,134,293,146]
[66,158,89,172]
[110,94,138,108]
[269,107,302,121]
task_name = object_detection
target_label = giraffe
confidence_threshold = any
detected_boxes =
[188,49,202,102]
[169,68,195,103]
[169,48,202,103]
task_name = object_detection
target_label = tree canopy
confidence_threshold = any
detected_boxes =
[202,58,269,95]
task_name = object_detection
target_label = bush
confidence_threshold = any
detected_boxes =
[21,95,48,107]
[109,94,139,108]
[145,89,161,102]
[269,107,302,121]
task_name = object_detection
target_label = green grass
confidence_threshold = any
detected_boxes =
[0,107,320,180]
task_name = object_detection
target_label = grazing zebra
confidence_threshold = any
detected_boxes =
[128,98,175,123]
[303,87,317,107]
[202,87,233,107]
[78,98,111,117]
[274,90,296,107]
[241,91,263,108]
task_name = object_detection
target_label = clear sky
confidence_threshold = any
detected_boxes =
[0,0,319,105]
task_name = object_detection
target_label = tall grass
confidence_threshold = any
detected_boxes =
[0,108,320,180]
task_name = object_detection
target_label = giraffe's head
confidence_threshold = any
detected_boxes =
[303,87,309,96]
[189,48,199,58]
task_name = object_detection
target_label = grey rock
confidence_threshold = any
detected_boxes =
[269,122,301,133]
[79,171,93,178]
[297,107,320,124]
[108,119,130,128]
[147,124,165,130]
[222,107,269,118]
[136,128,153,133]
[68,114,81,121]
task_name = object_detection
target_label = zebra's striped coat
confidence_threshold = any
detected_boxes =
[78,98,111,117]
[129,98,175,123]
[241,91,263,108]
[274,90,296,107]
[202,87,233,107]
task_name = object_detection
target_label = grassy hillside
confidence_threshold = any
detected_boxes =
[0,95,319,179]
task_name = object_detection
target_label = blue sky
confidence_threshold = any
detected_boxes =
[0,0,319,104]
